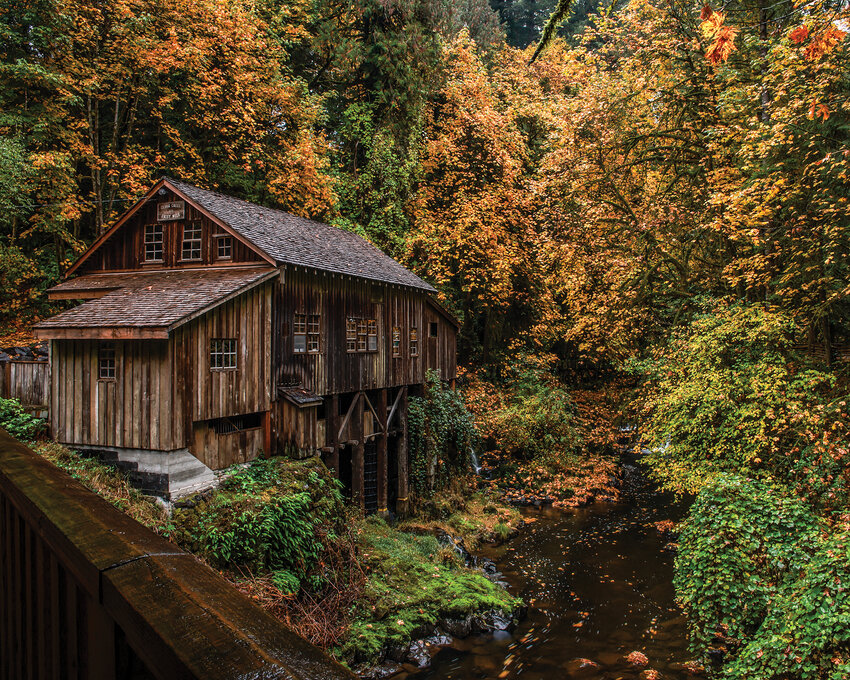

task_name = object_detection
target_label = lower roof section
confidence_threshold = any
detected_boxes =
[34,267,278,340]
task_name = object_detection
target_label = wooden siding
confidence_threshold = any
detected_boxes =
[273,268,456,396]
[75,188,265,274]
[272,400,321,457]
[170,281,272,424]
[1,361,49,408]
[191,422,264,470]
[50,338,182,451]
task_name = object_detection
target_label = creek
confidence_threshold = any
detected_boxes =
[412,461,695,680]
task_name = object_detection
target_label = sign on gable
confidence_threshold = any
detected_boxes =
[157,201,185,221]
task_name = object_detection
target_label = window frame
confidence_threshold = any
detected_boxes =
[181,221,203,261]
[98,342,116,380]
[347,317,378,353]
[210,338,238,371]
[409,326,419,357]
[392,326,401,357]
[293,313,320,354]
[216,234,233,260]
[143,224,164,262]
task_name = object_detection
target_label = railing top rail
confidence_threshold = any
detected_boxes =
[0,429,355,680]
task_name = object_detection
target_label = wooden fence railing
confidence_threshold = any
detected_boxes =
[0,429,355,680]
[0,360,49,409]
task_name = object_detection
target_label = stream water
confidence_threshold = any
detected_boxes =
[414,462,695,680]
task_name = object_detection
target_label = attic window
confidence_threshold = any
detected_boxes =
[294,313,320,354]
[144,224,163,261]
[98,342,116,380]
[210,338,237,370]
[216,235,232,259]
[429,322,438,338]
[181,222,202,260]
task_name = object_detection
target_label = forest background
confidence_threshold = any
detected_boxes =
[4,0,850,676]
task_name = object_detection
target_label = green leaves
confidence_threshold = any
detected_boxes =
[0,397,46,440]
[677,474,850,678]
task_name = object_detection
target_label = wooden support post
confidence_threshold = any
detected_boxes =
[262,410,272,455]
[353,393,365,511]
[377,389,388,516]
[397,387,409,517]
[327,395,339,476]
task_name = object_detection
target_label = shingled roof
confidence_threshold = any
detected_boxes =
[166,178,435,292]
[34,268,277,339]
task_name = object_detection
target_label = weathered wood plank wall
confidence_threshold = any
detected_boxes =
[0,361,49,408]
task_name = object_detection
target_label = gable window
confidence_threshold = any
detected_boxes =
[181,222,202,260]
[144,224,163,262]
[392,327,401,357]
[98,342,116,380]
[429,322,438,338]
[294,313,320,353]
[346,317,378,353]
[216,235,232,260]
[210,338,237,370]
[409,327,419,357]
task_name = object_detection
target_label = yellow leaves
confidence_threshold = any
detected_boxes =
[700,6,738,65]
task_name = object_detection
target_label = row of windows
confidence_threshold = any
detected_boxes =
[143,223,232,263]
[97,321,439,379]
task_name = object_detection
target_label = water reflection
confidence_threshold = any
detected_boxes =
[409,466,695,679]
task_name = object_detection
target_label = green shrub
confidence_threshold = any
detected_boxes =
[409,369,479,497]
[492,367,583,468]
[0,397,46,440]
[174,457,344,591]
[677,474,850,679]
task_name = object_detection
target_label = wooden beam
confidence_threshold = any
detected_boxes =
[386,387,404,431]
[397,387,409,517]
[327,395,339,476]
[377,389,388,515]
[353,395,365,511]
[337,393,360,443]
[33,327,169,340]
[361,392,385,433]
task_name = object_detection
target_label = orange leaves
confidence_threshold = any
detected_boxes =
[808,101,831,121]
[699,6,737,65]
[789,25,809,44]
[788,23,847,60]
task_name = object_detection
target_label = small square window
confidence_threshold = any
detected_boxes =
[181,222,202,260]
[144,224,163,261]
[217,235,232,259]
[210,338,237,370]
[98,342,116,380]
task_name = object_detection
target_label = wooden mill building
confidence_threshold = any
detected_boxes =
[34,178,457,512]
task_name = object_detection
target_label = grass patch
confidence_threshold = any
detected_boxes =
[30,440,170,533]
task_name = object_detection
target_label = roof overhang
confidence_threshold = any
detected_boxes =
[34,326,169,340]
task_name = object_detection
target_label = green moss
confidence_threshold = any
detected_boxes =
[340,516,521,664]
